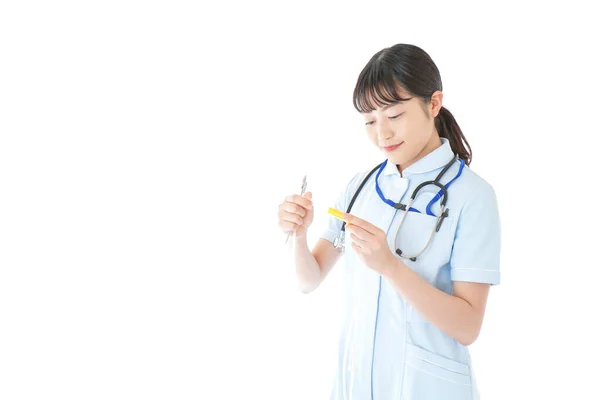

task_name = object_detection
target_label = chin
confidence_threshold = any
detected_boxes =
[386,154,407,164]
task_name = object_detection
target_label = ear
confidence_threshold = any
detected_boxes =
[430,91,443,118]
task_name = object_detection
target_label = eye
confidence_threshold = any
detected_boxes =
[364,112,403,125]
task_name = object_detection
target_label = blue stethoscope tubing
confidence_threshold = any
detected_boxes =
[332,154,465,253]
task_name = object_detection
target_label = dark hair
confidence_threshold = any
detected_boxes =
[352,43,472,165]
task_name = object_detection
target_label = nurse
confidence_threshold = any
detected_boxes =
[277,43,500,400]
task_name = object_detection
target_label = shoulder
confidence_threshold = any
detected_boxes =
[347,163,382,193]
[454,163,497,200]
[337,162,383,207]
[451,163,499,217]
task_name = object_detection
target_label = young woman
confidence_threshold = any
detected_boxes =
[277,43,500,400]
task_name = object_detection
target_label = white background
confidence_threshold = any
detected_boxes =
[1,1,599,399]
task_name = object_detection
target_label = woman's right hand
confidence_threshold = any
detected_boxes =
[278,192,313,239]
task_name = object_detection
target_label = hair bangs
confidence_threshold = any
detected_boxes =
[353,62,412,113]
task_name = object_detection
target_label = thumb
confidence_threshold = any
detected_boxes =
[304,191,314,211]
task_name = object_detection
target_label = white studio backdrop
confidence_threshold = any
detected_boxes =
[1,1,599,399]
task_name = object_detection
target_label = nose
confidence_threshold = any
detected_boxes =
[375,119,393,141]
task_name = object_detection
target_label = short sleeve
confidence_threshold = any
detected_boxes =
[450,183,501,285]
[320,172,364,244]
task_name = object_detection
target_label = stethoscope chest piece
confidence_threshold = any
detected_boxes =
[333,230,345,253]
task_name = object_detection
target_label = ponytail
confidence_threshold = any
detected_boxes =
[435,106,472,166]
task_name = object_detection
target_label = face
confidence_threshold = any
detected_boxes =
[362,88,443,171]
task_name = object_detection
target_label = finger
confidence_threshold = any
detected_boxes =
[280,221,299,232]
[346,223,374,241]
[342,213,377,234]
[349,232,368,247]
[280,202,306,218]
[286,194,313,210]
[279,210,304,226]
[351,242,363,253]
[350,232,379,252]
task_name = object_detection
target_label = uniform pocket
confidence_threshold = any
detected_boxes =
[401,343,472,400]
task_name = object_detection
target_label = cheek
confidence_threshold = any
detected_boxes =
[402,117,429,144]
[366,129,378,144]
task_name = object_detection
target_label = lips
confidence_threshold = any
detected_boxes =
[382,142,403,152]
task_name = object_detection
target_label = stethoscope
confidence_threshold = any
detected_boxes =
[333,154,465,261]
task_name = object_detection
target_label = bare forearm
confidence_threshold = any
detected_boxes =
[382,260,482,346]
[292,235,322,293]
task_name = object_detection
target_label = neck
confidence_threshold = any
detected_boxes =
[397,131,442,176]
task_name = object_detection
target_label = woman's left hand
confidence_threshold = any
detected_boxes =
[343,212,397,276]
